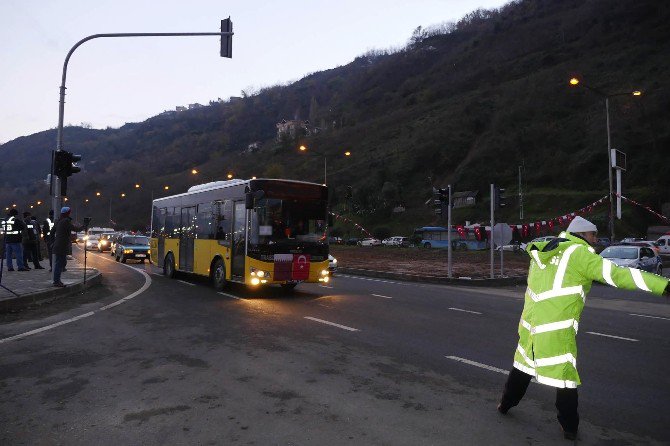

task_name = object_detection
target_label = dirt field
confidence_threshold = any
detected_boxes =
[330,245,530,279]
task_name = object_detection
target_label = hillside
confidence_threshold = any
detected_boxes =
[1,0,669,236]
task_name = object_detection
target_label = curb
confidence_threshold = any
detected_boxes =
[0,270,103,312]
[338,267,526,287]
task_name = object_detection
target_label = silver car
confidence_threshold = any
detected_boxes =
[600,245,662,275]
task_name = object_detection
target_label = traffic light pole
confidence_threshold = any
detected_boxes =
[447,185,452,279]
[490,183,494,279]
[50,27,234,214]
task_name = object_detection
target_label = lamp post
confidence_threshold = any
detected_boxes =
[568,77,642,242]
[299,145,352,185]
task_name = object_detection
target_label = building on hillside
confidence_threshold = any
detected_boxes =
[243,141,262,154]
[276,119,320,142]
[453,191,478,208]
[188,103,203,110]
[175,106,187,112]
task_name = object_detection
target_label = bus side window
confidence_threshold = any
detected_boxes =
[213,200,232,243]
[195,203,213,239]
[151,207,166,238]
[165,207,179,238]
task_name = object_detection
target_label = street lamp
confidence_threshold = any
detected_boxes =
[135,183,141,189]
[569,77,642,241]
[227,173,233,179]
[298,145,352,185]
[164,186,169,191]
[191,169,198,175]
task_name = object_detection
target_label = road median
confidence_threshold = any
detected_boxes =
[338,267,526,287]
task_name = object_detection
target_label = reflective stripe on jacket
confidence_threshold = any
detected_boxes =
[2,217,19,235]
[513,231,669,388]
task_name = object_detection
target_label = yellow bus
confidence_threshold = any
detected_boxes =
[150,178,331,290]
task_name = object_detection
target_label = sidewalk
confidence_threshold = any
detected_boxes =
[0,257,101,310]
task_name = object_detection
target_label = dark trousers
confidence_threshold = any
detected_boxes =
[53,254,67,284]
[22,242,41,268]
[500,367,579,433]
[46,242,53,269]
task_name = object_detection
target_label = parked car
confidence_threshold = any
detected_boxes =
[495,241,522,252]
[358,238,381,246]
[382,236,408,246]
[345,238,360,246]
[327,236,343,244]
[328,254,337,274]
[84,234,100,251]
[97,232,116,252]
[656,235,670,257]
[619,240,661,256]
[596,237,611,248]
[619,237,646,243]
[600,245,662,274]
[114,235,151,263]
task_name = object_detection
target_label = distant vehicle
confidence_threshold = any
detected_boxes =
[656,235,670,257]
[619,240,661,256]
[97,232,116,252]
[414,226,458,249]
[358,238,381,246]
[596,237,611,248]
[88,227,115,237]
[76,231,86,243]
[84,234,100,250]
[495,241,522,252]
[115,235,151,263]
[345,238,360,246]
[619,237,645,243]
[328,254,337,274]
[600,245,662,274]
[382,236,408,246]
[327,236,343,244]
[110,234,122,257]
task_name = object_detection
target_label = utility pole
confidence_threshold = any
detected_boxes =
[447,185,452,279]
[518,165,524,220]
[490,183,494,279]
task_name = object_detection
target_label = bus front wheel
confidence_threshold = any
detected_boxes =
[164,253,176,279]
[212,258,228,291]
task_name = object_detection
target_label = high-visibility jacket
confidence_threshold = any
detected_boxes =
[2,216,24,243]
[513,231,668,388]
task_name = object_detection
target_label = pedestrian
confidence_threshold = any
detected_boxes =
[497,216,670,440]
[51,207,82,287]
[2,209,29,271]
[32,216,44,261]
[42,210,55,272]
[22,212,44,269]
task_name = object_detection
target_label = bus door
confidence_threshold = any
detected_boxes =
[179,206,196,272]
[231,201,246,279]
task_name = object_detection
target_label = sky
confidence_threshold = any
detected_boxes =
[0,0,509,144]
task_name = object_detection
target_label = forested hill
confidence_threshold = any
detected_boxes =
[1,0,669,233]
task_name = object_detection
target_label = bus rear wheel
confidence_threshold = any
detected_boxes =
[212,258,228,291]
[164,253,176,278]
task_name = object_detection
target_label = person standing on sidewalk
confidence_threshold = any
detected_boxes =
[52,207,82,287]
[3,209,29,272]
[22,212,44,270]
[497,216,670,440]
[42,210,55,272]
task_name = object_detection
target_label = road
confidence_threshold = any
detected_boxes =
[0,247,668,445]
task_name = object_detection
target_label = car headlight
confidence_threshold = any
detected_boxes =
[124,249,133,254]
[332,258,337,264]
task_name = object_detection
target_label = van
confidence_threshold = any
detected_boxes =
[656,235,670,257]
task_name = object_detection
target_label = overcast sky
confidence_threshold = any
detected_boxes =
[0,0,508,144]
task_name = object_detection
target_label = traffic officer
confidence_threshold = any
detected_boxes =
[3,209,28,271]
[497,216,670,440]
[42,210,55,271]
[52,207,82,287]
[22,212,43,269]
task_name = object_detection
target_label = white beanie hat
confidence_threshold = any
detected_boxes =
[566,216,597,233]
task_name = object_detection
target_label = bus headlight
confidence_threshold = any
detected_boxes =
[250,268,270,279]
[321,269,329,276]
[250,277,261,286]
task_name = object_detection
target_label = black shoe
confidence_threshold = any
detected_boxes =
[53,282,66,288]
[497,403,510,415]
[7,269,14,272]
[35,266,45,269]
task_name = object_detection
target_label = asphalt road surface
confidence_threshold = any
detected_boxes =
[0,247,668,445]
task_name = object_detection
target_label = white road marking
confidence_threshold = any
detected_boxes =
[449,307,482,315]
[151,272,163,277]
[304,316,359,332]
[177,280,196,286]
[0,254,152,345]
[338,274,409,286]
[218,291,243,300]
[586,331,638,342]
[371,293,393,299]
[318,285,334,289]
[445,356,508,374]
[629,313,670,321]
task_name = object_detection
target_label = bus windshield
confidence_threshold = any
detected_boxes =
[251,198,327,245]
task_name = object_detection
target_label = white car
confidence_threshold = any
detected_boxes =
[358,238,381,246]
[382,236,408,246]
[328,254,337,274]
[84,234,100,250]
[656,235,670,257]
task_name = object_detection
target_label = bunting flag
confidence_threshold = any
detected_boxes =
[329,212,373,237]
[617,194,670,224]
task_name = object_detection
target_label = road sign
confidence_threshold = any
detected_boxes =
[492,222,513,246]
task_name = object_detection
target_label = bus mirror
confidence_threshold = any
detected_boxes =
[245,192,254,209]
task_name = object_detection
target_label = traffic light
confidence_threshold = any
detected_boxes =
[438,188,448,202]
[494,186,507,209]
[220,17,233,58]
[54,150,83,196]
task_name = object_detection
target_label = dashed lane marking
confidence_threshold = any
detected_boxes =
[371,293,393,299]
[586,331,638,342]
[449,307,482,315]
[177,280,196,286]
[0,252,152,345]
[304,316,359,332]
[218,291,243,300]
[629,313,670,321]
[445,356,507,374]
